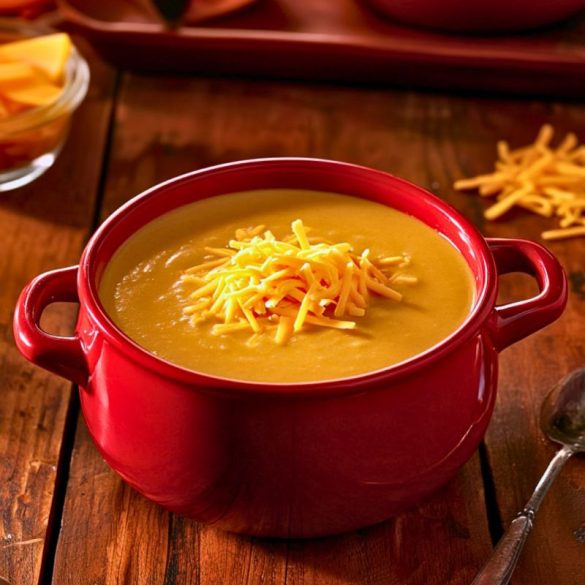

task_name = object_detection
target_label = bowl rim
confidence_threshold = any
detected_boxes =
[0,18,90,136]
[79,158,498,396]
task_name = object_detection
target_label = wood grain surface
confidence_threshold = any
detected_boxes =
[2,72,584,585]
[0,45,116,585]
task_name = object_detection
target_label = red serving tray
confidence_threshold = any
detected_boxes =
[58,0,585,97]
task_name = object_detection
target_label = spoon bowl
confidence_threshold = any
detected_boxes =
[541,367,585,450]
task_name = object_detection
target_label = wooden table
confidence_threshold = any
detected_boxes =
[1,44,584,585]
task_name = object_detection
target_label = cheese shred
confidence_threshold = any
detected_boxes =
[181,220,415,345]
[454,125,585,240]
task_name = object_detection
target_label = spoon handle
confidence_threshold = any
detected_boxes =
[471,444,574,585]
[471,513,533,585]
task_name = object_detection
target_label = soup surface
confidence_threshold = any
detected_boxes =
[99,190,475,383]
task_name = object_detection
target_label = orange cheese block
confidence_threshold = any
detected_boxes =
[0,33,71,82]
[0,33,72,109]
[0,64,62,106]
[3,79,62,107]
[0,61,36,83]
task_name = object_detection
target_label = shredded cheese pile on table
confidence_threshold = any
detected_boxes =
[181,220,415,345]
[454,124,585,241]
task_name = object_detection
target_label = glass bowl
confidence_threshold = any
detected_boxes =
[0,19,89,192]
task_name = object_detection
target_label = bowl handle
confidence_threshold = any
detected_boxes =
[13,265,89,387]
[486,238,567,352]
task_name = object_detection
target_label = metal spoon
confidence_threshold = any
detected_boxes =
[472,367,585,585]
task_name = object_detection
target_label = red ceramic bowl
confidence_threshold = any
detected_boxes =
[364,0,585,33]
[13,159,567,538]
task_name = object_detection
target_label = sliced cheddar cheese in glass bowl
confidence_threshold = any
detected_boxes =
[0,20,89,191]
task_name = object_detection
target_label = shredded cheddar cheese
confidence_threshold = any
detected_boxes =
[454,125,585,240]
[181,220,415,345]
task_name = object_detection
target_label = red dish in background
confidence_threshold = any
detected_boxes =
[0,0,53,17]
[57,0,585,97]
[13,159,567,537]
[366,0,585,33]
[130,0,259,25]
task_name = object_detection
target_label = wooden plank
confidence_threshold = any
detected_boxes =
[52,76,492,584]
[441,105,585,585]
[0,44,116,585]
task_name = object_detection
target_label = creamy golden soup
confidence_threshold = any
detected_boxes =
[99,190,475,383]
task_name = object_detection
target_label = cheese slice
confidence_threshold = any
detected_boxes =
[0,62,36,84]
[2,75,62,106]
[0,33,72,82]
